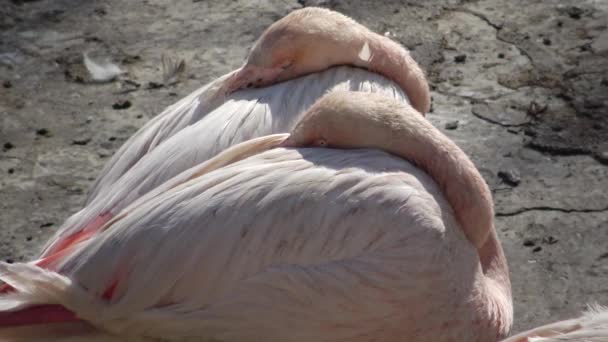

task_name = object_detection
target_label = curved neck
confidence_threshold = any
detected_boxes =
[478,230,513,338]
[382,117,493,249]
[358,35,431,114]
[384,112,512,336]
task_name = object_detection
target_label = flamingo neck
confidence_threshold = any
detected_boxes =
[384,120,513,336]
[478,230,513,338]
[363,36,431,114]
[383,121,493,250]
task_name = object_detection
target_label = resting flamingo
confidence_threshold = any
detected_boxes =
[0,91,606,341]
[0,90,505,340]
[86,6,430,204]
[32,7,430,263]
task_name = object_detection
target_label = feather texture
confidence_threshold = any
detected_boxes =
[2,148,489,341]
[40,66,409,258]
[502,305,608,342]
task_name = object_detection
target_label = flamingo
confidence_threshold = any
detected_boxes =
[85,6,430,204]
[33,7,431,264]
[0,91,606,341]
[0,90,507,340]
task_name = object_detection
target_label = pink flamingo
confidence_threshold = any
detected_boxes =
[0,91,606,341]
[86,7,429,204]
[34,7,430,265]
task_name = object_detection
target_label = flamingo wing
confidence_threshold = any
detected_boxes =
[40,67,409,258]
[2,147,482,341]
[85,71,234,204]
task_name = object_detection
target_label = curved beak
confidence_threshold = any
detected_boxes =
[223,65,286,94]
[224,66,255,94]
[278,135,296,148]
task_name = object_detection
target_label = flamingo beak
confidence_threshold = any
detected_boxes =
[224,65,286,94]
[278,135,296,148]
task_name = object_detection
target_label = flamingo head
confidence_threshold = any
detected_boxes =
[282,90,408,150]
[225,8,367,93]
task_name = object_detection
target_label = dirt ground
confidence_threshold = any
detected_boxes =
[1,0,607,336]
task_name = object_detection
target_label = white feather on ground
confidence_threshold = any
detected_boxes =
[83,52,125,83]
[161,54,186,85]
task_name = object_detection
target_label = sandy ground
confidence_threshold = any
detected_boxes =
[1,0,607,336]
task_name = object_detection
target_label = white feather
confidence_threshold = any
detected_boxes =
[83,52,125,82]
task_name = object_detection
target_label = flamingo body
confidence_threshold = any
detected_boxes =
[4,148,494,341]
[40,67,409,258]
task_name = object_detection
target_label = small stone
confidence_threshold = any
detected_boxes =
[7,168,14,174]
[601,79,608,87]
[147,81,163,89]
[108,136,117,141]
[497,53,505,59]
[72,136,91,145]
[542,236,558,245]
[527,101,548,116]
[2,80,12,88]
[454,54,467,63]
[542,38,552,46]
[112,100,132,110]
[566,6,583,20]
[94,7,107,15]
[5,259,13,264]
[532,246,542,253]
[39,222,54,228]
[497,169,521,186]
[594,151,608,165]
[3,142,14,150]
[26,236,32,241]
[523,239,536,247]
[583,100,603,109]
[524,127,538,137]
[444,120,459,130]
[36,128,50,137]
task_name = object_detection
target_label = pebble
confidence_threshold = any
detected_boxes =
[112,100,132,110]
[36,128,50,137]
[542,236,559,245]
[445,120,459,130]
[72,136,92,145]
[498,169,521,186]
[454,54,467,63]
